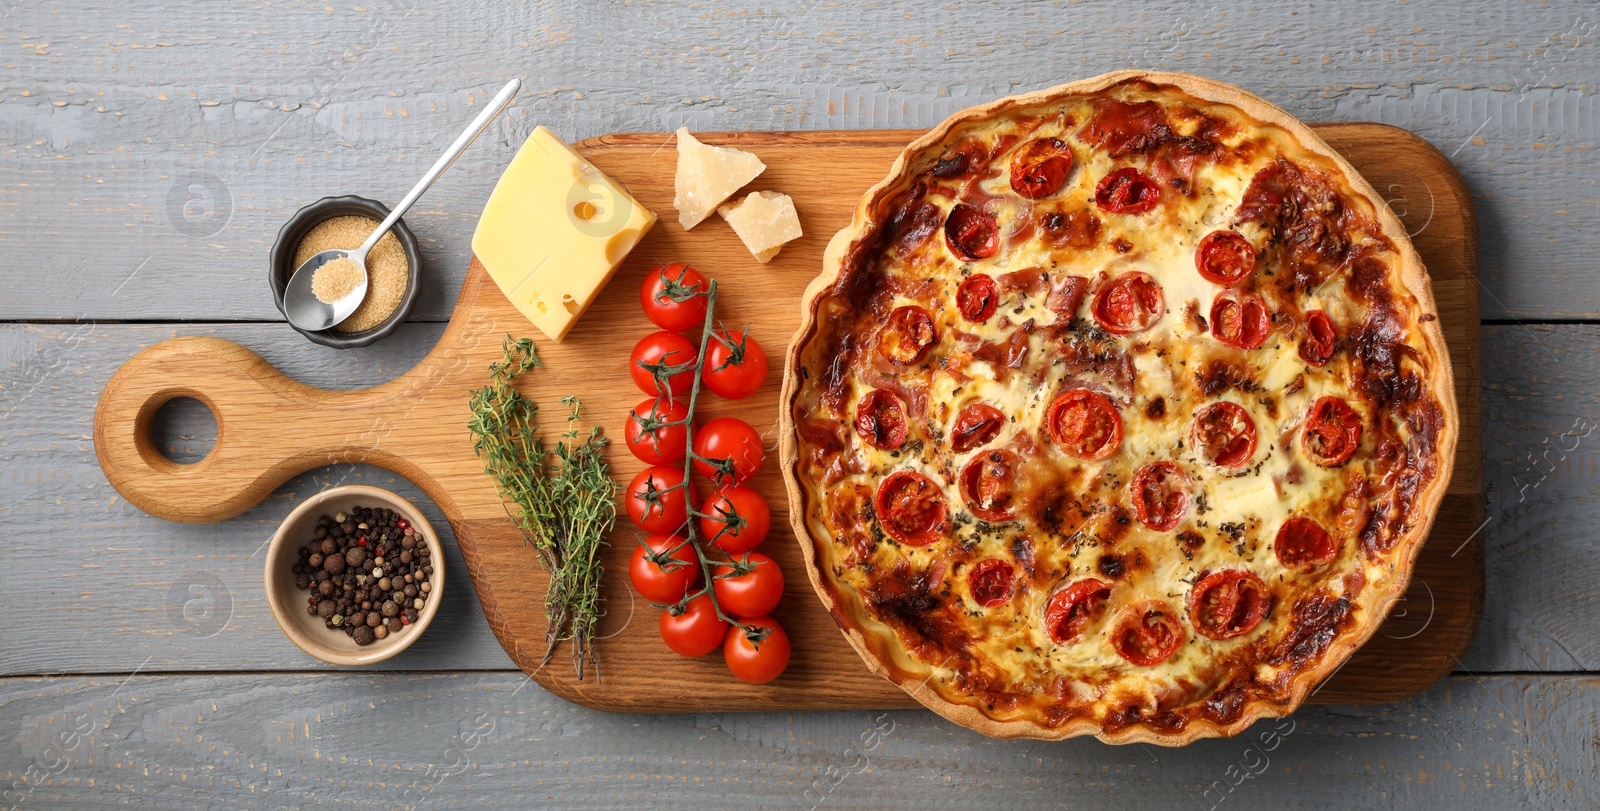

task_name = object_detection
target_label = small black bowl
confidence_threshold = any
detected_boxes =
[270,195,424,349]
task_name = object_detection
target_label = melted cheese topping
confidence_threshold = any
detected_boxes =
[790,81,1445,735]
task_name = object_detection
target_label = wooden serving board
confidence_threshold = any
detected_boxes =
[94,126,1482,712]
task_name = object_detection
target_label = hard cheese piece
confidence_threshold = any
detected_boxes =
[673,127,765,230]
[472,126,657,342]
[718,191,802,263]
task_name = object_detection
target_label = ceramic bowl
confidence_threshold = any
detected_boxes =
[268,195,424,349]
[263,485,444,665]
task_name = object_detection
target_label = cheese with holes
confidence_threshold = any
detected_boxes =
[472,126,657,342]
[718,191,802,263]
[673,127,766,230]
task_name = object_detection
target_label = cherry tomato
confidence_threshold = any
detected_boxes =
[1302,396,1362,467]
[1095,167,1160,214]
[629,533,700,603]
[723,616,791,684]
[968,559,1016,608]
[626,396,690,465]
[1210,293,1271,349]
[1189,570,1270,641]
[1191,401,1258,469]
[699,486,772,554]
[1195,230,1256,286]
[1009,137,1076,199]
[712,552,784,618]
[626,465,691,534]
[703,329,768,400]
[944,204,1000,261]
[1111,601,1183,666]
[630,331,698,397]
[877,305,938,366]
[640,262,710,331]
[874,471,947,547]
[1275,516,1339,569]
[1044,578,1112,644]
[854,389,909,450]
[1047,389,1122,459]
[1093,271,1164,334]
[660,594,728,657]
[950,402,1005,453]
[957,274,1000,323]
[1131,461,1190,531]
[959,449,1020,522]
[1300,310,1338,367]
[692,417,765,485]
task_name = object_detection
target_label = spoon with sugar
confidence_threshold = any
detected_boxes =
[284,78,521,332]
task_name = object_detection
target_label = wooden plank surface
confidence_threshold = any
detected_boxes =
[9,321,1594,677]
[2,0,1597,804]
[0,2,1596,321]
[2,671,1598,810]
[83,125,1481,712]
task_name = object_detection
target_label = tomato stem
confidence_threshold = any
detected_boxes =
[662,280,759,633]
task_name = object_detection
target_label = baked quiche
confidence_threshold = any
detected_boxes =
[779,71,1456,744]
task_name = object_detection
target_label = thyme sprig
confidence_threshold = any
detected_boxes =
[468,336,618,679]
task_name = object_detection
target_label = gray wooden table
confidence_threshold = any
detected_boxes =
[3,1,1598,808]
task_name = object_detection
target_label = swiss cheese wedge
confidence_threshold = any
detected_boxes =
[472,126,657,342]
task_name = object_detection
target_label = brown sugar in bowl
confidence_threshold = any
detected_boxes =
[270,195,424,349]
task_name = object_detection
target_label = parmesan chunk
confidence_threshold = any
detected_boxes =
[718,191,803,263]
[673,127,765,229]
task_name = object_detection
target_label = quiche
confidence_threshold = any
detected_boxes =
[778,71,1457,744]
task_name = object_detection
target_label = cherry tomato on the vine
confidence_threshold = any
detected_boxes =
[640,262,710,332]
[723,616,791,684]
[625,465,691,533]
[630,331,698,397]
[712,552,784,618]
[692,417,765,485]
[660,594,728,657]
[699,485,772,554]
[702,329,768,400]
[629,533,700,603]
[626,396,690,465]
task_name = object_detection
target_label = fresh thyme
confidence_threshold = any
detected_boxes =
[468,335,617,679]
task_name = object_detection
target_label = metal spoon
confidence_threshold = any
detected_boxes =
[284,78,521,331]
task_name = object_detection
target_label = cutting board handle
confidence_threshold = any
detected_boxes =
[93,336,442,523]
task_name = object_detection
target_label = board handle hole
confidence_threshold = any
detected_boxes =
[149,396,218,465]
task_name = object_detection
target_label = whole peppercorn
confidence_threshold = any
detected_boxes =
[345,547,367,568]
[321,538,336,555]
[308,552,324,568]
[351,624,376,646]
[401,536,416,551]
[374,625,389,640]
[317,600,336,619]
[341,520,356,535]
[403,584,418,598]
[399,550,414,564]
[318,581,334,597]
[378,577,393,592]
[381,601,400,618]
[387,617,403,633]
[323,554,345,575]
